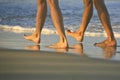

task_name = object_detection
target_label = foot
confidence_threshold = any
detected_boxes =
[66,29,84,42]
[24,33,40,44]
[94,39,117,47]
[49,41,68,49]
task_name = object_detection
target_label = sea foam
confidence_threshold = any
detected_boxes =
[0,25,120,38]
[0,25,56,34]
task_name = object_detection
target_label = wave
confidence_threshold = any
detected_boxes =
[85,32,120,38]
[0,25,120,38]
[0,25,56,34]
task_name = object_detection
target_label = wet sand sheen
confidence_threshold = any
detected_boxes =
[0,49,120,80]
[0,31,120,80]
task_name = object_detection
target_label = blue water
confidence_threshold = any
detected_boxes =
[0,0,120,37]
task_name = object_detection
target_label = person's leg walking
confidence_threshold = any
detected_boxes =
[24,0,47,44]
[67,0,93,42]
[93,0,116,47]
[48,0,68,48]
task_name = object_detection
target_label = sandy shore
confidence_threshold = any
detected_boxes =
[0,31,120,60]
[0,49,120,80]
[0,31,120,80]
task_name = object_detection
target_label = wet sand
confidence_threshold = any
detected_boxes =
[0,49,120,80]
[0,31,120,80]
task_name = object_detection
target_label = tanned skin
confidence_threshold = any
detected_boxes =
[24,0,68,49]
[67,0,116,47]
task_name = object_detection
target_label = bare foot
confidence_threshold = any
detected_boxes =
[24,33,40,44]
[66,30,84,42]
[49,41,68,49]
[94,39,117,47]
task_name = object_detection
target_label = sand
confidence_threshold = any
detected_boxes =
[0,31,120,80]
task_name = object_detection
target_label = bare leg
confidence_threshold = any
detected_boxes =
[93,0,116,47]
[67,0,93,42]
[48,0,68,48]
[24,0,47,44]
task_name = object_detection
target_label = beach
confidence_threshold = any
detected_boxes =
[0,0,120,80]
[0,31,120,80]
[0,48,120,80]
[0,31,120,59]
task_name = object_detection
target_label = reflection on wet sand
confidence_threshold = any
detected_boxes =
[25,45,40,51]
[97,46,116,59]
[69,43,83,56]
[54,48,68,53]
[24,43,117,60]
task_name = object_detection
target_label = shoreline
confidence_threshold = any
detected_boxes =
[0,48,120,80]
[0,31,120,80]
[0,31,120,61]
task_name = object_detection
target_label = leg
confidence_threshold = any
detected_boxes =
[48,0,68,48]
[93,0,116,47]
[66,0,93,42]
[24,0,47,44]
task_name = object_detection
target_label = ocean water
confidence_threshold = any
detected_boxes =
[0,0,120,37]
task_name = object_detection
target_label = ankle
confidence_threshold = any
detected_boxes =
[33,32,40,37]
[107,37,116,42]
[77,31,84,37]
